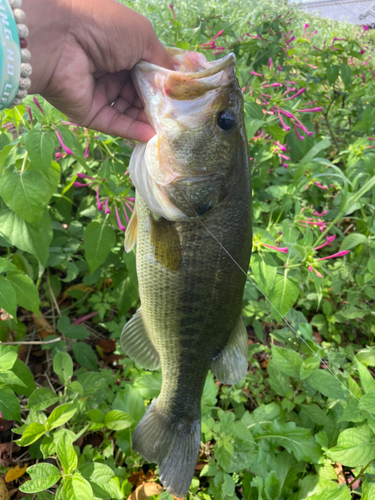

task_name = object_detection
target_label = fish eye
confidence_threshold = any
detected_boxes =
[217,110,236,131]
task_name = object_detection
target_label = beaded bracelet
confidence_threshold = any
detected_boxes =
[0,0,31,111]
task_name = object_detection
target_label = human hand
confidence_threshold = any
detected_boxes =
[23,0,173,141]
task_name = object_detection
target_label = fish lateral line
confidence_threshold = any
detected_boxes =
[197,217,375,425]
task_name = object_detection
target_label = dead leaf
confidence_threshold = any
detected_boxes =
[334,462,346,485]
[0,442,20,458]
[0,477,10,500]
[97,339,116,354]
[128,470,155,488]
[62,284,92,299]
[261,359,269,368]
[5,465,27,483]
[32,313,55,340]
[127,482,163,500]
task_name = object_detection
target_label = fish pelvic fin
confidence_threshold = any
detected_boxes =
[211,316,249,385]
[124,205,137,253]
[120,308,160,370]
[132,399,200,498]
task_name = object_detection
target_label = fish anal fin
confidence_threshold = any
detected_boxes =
[125,206,137,253]
[211,316,248,385]
[132,400,200,498]
[120,308,160,370]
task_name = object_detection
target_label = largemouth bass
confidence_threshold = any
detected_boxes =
[121,48,252,497]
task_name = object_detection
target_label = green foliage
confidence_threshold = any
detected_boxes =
[1,0,375,498]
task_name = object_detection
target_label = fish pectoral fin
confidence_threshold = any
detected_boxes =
[132,400,200,498]
[211,316,248,385]
[124,206,137,253]
[120,308,160,370]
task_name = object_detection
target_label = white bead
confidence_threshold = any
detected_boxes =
[21,48,31,63]
[19,77,31,90]
[9,0,22,8]
[20,63,32,77]
[17,24,29,39]
[13,8,25,23]
[16,89,27,99]
[11,97,23,107]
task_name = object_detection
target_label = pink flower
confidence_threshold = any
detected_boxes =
[318,250,350,261]
[211,30,224,41]
[251,71,264,77]
[73,182,95,187]
[53,126,74,155]
[308,266,323,278]
[105,198,111,214]
[77,173,94,180]
[96,185,103,211]
[84,139,90,159]
[262,243,288,254]
[169,4,176,20]
[314,181,327,190]
[284,87,306,101]
[26,106,33,124]
[294,123,304,140]
[115,206,126,232]
[297,107,323,113]
[33,96,44,115]
[314,235,336,250]
[276,108,291,131]
[268,57,273,69]
[313,210,328,216]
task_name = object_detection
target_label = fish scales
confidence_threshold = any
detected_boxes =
[121,48,252,497]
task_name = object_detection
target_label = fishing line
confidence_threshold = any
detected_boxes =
[198,218,375,423]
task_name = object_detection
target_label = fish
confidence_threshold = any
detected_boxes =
[120,47,252,498]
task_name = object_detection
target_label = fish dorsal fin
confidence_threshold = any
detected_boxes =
[120,308,160,370]
[211,316,248,385]
[124,206,138,253]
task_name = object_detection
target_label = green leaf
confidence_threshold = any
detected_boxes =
[63,472,93,500]
[5,270,39,313]
[340,233,367,251]
[327,425,375,466]
[25,129,55,172]
[17,423,46,446]
[7,359,36,397]
[0,348,17,371]
[0,369,26,387]
[45,403,77,431]
[84,221,116,274]
[307,370,346,400]
[53,351,73,385]
[357,359,375,394]
[253,420,321,462]
[57,432,78,474]
[251,253,277,294]
[57,316,89,340]
[72,342,98,370]
[0,209,53,266]
[244,117,264,139]
[79,462,115,484]
[0,276,17,318]
[0,385,21,421]
[271,345,302,378]
[112,384,145,422]
[20,463,61,493]
[244,101,264,120]
[327,65,339,84]
[27,388,59,411]
[268,275,299,320]
[308,485,351,500]
[104,410,133,431]
[0,170,47,223]
[340,64,352,89]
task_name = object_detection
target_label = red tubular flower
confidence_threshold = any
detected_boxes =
[297,107,323,113]
[284,87,306,101]
[276,108,291,131]
[251,71,264,77]
[308,266,323,278]
[84,139,90,159]
[318,250,350,261]
[73,182,95,187]
[77,173,95,180]
[314,235,336,250]
[115,206,126,231]
[53,126,74,155]
[96,185,103,211]
[33,96,44,115]
[313,210,328,216]
[26,106,33,124]
[169,4,176,20]
[262,243,288,254]
[105,198,111,214]
[294,123,304,140]
[314,181,327,190]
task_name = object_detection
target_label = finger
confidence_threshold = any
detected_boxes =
[87,104,155,142]
[112,96,149,123]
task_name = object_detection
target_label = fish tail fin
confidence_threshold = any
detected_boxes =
[132,399,200,498]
